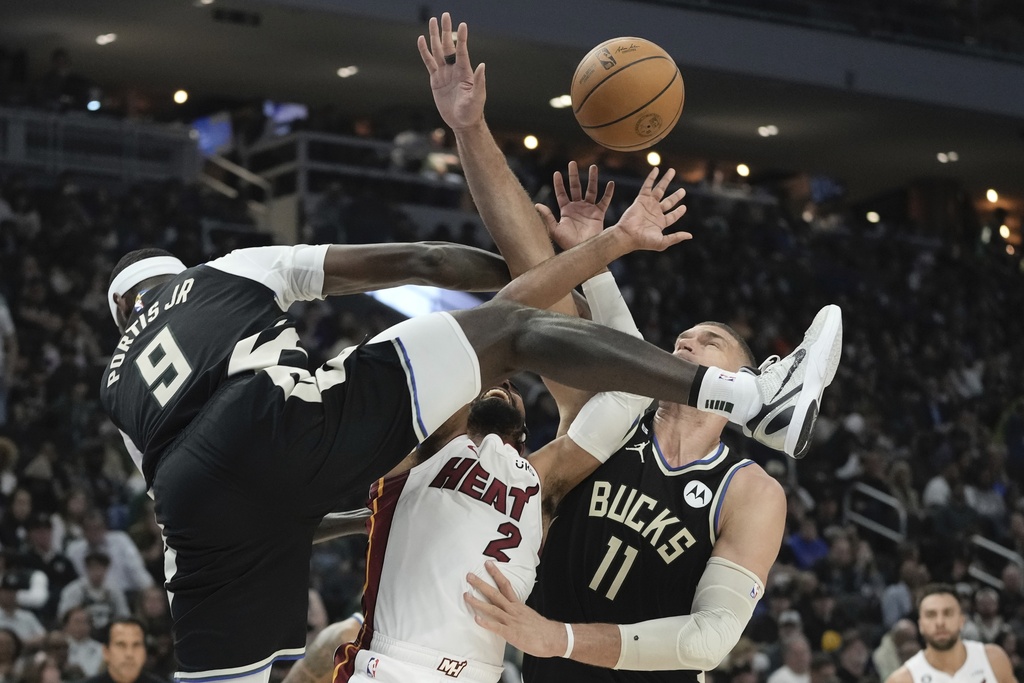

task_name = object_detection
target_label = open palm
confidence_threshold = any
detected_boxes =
[539,161,615,251]
[615,167,691,252]
[417,13,485,131]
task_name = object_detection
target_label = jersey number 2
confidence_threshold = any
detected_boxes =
[136,327,193,407]
[483,522,522,563]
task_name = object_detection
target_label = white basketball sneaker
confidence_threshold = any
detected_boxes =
[741,305,843,459]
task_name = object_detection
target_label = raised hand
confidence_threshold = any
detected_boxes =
[612,167,690,253]
[416,12,485,132]
[537,161,615,251]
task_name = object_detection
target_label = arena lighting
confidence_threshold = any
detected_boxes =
[987,189,999,203]
[646,151,661,166]
[549,94,573,109]
[948,151,959,161]
[1008,245,1016,256]
[980,226,992,244]
[199,0,215,4]
[757,125,779,137]
[336,66,359,78]
[95,33,117,45]
[866,211,880,223]
[801,210,814,222]
[736,164,750,177]
[523,135,538,150]
[87,100,100,111]
[173,90,188,104]
[937,153,949,163]
[1000,225,1011,239]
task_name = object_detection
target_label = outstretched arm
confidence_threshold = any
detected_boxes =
[321,242,509,296]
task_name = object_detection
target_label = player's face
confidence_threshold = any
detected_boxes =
[918,592,964,652]
[468,380,527,448]
[673,325,745,372]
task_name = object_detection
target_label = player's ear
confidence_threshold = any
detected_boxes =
[113,293,132,329]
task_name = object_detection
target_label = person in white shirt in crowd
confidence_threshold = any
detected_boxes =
[65,510,153,595]
[768,636,812,683]
[64,605,106,677]
[57,551,131,641]
[971,588,1005,644]
[882,560,930,629]
[0,573,44,649]
[872,619,920,682]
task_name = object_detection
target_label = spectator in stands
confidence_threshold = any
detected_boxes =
[788,519,831,571]
[882,560,929,629]
[931,482,983,541]
[64,607,104,677]
[0,627,23,683]
[0,487,33,549]
[66,511,152,595]
[21,512,79,624]
[887,461,925,527]
[749,582,797,644]
[802,586,845,654]
[41,629,86,681]
[0,573,44,649]
[972,588,1006,643]
[768,635,812,683]
[766,611,809,670]
[21,442,72,516]
[0,292,15,429]
[57,552,130,642]
[809,652,839,683]
[51,489,90,553]
[81,618,166,683]
[0,440,16,509]
[126,501,164,588]
[871,619,918,681]
[922,458,958,508]
[999,564,1024,624]
[966,465,1008,536]
[835,630,872,683]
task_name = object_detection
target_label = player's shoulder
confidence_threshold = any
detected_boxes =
[982,642,1013,669]
[726,462,785,503]
[885,665,915,683]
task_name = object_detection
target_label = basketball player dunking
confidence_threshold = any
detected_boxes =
[886,584,1018,683]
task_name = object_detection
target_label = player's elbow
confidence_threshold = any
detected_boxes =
[404,243,450,286]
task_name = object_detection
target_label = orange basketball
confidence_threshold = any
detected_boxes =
[570,37,685,151]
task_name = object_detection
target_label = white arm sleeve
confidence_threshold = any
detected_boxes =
[582,272,641,338]
[207,244,329,310]
[613,557,764,671]
[567,273,651,462]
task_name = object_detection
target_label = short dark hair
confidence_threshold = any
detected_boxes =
[108,248,176,290]
[697,321,756,368]
[917,582,960,610]
[103,618,146,646]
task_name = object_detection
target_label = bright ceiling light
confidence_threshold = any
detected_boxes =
[646,151,661,166]
[336,66,359,78]
[947,151,959,162]
[198,0,215,5]
[1008,245,1016,256]
[937,153,948,163]
[523,135,538,150]
[549,95,573,109]
[986,189,999,203]
[87,100,100,111]
[95,33,117,45]
[802,210,814,223]
[173,90,188,104]
[758,125,779,137]
[736,164,750,177]
[1000,225,1011,239]
[866,211,880,224]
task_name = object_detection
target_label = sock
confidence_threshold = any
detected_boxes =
[692,366,760,424]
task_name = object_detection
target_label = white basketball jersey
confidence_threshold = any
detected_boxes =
[905,641,997,683]
[352,434,543,672]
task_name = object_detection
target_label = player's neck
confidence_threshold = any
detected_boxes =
[924,640,968,674]
[652,403,726,467]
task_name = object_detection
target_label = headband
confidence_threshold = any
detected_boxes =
[107,256,187,324]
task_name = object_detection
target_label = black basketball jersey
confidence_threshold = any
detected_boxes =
[99,246,324,485]
[524,411,753,683]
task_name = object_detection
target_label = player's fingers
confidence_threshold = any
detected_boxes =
[660,188,687,212]
[416,35,438,74]
[484,561,519,602]
[584,165,599,204]
[552,171,569,207]
[664,204,689,226]
[441,13,455,56]
[475,62,486,89]
[662,231,693,248]
[535,204,558,234]
[597,181,615,211]
[456,22,470,63]
[641,167,659,192]
[568,161,583,202]
[467,571,508,607]
[428,17,444,68]
[653,167,676,198]
[473,613,510,638]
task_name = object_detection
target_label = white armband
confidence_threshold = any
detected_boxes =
[582,272,641,338]
[615,557,764,671]
[567,390,652,463]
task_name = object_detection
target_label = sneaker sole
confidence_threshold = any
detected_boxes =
[786,305,843,458]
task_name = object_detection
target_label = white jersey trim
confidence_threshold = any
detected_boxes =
[173,647,305,682]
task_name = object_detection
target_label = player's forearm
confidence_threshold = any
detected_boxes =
[313,510,370,544]
[454,121,557,278]
[494,228,631,311]
[564,623,622,668]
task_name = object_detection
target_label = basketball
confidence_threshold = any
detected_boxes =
[570,37,685,151]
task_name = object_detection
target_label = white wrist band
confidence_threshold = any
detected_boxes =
[563,623,575,658]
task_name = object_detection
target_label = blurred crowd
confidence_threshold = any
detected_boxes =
[1,114,1023,683]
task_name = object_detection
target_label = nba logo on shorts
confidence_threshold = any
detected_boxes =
[365,657,379,678]
[750,583,761,600]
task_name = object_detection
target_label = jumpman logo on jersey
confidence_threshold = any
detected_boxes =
[625,441,649,462]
